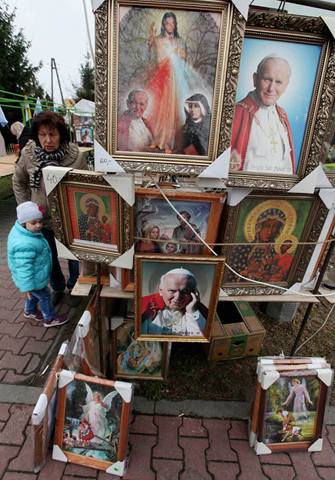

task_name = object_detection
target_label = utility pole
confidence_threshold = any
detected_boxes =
[51,58,65,107]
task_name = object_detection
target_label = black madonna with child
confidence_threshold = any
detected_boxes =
[228,204,291,283]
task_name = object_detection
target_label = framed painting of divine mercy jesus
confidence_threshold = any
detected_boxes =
[94,0,246,175]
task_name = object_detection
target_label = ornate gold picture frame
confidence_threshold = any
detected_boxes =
[227,9,335,191]
[95,0,246,175]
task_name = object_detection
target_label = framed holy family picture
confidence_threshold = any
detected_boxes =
[121,188,224,290]
[48,170,131,264]
[95,0,246,174]
[134,255,225,342]
[227,9,335,190]
[220,193,327,296]
[53,372,133,475]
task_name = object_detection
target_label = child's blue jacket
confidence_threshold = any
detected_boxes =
[7,220,52,292]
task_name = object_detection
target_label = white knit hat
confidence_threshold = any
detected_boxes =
[17,201,43,225]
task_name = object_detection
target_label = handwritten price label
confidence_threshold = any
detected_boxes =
[46,173,59,185]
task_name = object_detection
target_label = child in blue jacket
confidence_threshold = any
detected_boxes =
[8,201,68,328]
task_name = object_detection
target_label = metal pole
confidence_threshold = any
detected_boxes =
[290,237,335,355]
[51,58,54,104]
[95,263,104,373]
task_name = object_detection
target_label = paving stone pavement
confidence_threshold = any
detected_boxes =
[1,194,335,479]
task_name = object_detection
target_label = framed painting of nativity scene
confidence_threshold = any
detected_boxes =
[134,254,225,342]
[48,170,131,264]
[226,9,335,190]
[95,0,246,174]
[53,372,133,474]
[220,194,327,296]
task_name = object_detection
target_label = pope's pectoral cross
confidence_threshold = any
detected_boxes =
[270,128,278,153]
[229,153,241,170]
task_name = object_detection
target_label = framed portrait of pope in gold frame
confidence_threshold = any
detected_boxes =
[94,0,246,175]
[220,193,327,296]
[227,9,335,191]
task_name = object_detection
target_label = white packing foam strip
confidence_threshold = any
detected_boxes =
[109,273,122,290]
[58,341,68,357]
[43,166,72,196]
[282,283,302,295]
[111,316,124,330]
[32,393,48,425]
[77,310,91,338]
[94,140,125,173]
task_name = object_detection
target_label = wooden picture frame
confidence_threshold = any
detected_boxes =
[53,372,132,475]
[112,320,170,380]
[220,193,327,296]
[254,367,333,454]
[227,9,335,190]
[48,170,131,264]
[95,0,246,175]
[134,254,225,342]
[32,343,66,472]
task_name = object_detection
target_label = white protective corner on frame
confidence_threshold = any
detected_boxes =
[197,177,226,189]
[58,341,68,357]
[77,310,91,338]
[103,173,135,206]
[92,0,105,12]
[55,239,78,261]
[319,189,335,209]
[32,393,48,425]
[114,380,133,403]
[94,140,125,173]
[219,288,228,297]
[288,164,332,194]
[227,187,253,206]
[52,444,68,463]
[317,368,334,387]
[198,147,231,179]
[109,272,122,290]
[58,369,75,389]
[261,370,280,390]
[254,440,272,455]
[231,0,251,21]
[301,207,335,285]
[322,16,335,39]
[106,460,126,476]
[110,245,134,269]
[42,166,72,196]
[308,437,323,452]
[282,282,302,295]
[249,430,256,448]
[111,316,125,330]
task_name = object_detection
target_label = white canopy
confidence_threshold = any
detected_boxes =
[72,98,95,116]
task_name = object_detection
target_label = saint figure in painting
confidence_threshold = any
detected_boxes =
[179,93,211,156]
[282,378,313,422]
[144,12,210,154]
[230,54,295,174]
[141,267,207,336]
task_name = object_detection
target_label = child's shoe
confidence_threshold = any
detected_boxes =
[24,309,44,321]
[44,314,68,328]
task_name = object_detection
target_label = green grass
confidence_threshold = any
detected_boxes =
[0,175,14,198]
